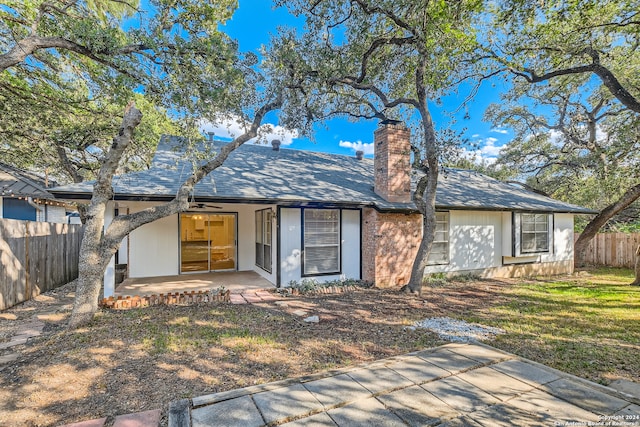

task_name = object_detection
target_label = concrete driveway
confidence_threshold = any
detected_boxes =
[169,343,640,427]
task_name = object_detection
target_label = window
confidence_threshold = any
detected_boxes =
[520,213,550,254]
[303,209,340,275]
[255,209,272,272]
[428,212,450,265]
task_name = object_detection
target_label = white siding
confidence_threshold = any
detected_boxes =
[0,197,3,218]
[341,209,361,280]
[45,205,67,224]
[425,210,575,276]
[129,207,179,278]
[103,203,116,297]
[279,207,361,286]
[279,208,302,285]
[125,202,277,283]
[544,213,574,262]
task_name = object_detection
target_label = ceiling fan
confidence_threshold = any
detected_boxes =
[189,202,223,209]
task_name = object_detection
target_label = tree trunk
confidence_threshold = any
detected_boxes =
[67,97,283,328]
[69,245,111,328]
[68,102,142,329]
[575,182,640,267]
[631,245,640,286]
[406,69,439,294]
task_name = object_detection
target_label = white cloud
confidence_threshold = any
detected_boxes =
[460,136,507,165]
[338,140,374,155]
[199,115,298,146]
[490,127,509,134]
[471,134,480,138]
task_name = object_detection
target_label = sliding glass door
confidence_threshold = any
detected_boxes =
[180,213,236,273]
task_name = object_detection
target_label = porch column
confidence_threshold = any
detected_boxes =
[103,203,115,297]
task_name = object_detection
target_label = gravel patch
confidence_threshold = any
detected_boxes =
[409,316,506,342]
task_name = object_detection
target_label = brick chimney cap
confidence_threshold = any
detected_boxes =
[380,119,403,126]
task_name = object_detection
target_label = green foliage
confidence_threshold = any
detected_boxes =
[0,0,259,183]
[285,278,367,294]
[274,0,486,159]
[484,0,640,228]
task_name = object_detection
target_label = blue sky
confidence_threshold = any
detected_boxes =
[210,0,513,162]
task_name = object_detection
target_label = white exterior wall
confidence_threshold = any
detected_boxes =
[125,201,277,283]
[45,205,67,224]
[424,210,575,276]
[279,208,302,285]
[0,197,3,218]
[279,207,361,286]
[103,203,116,297]
[128,202,179,278]
[546,213,574,262]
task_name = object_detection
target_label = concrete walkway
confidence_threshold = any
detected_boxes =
[169,343,640,427]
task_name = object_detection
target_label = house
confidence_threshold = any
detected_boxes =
[50,122,593,297]
[0,162,72,223]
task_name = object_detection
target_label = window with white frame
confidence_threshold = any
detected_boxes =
[427,211,450,265]
[255,209,272,273]
[303,209,340,275]
[520,213,551,254]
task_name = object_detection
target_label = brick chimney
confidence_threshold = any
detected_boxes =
[374,120,411,203]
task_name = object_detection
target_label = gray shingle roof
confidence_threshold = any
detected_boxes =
[0,162,54,198]
[50,136,594,214]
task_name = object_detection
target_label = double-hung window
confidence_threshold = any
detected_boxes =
[255,209,272,272]
[427,211,450,265]
[303,209,340,275]
[514,212,553,256]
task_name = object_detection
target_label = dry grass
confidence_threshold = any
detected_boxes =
[0,267,638,426]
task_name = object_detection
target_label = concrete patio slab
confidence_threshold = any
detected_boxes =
[191,395,263,427]
[434,415,481,426]
[252,383,324,424]
[280,412,337,426]
[386,355,450,384]
[416,348,481,374]
[421,376,500,413]
[116,271,275,297]
[507,388,601,424]
[542,378,630,415]
[615,404,640,417]
[469,403,546,427]
[491,359,561,386]
[169,344,640,427]
[443,343,511,364]
[456,366,534,401]
[376,384,460,426]
[610,379,640,399]
[346,366,414,395]
[302,373,371,408]
[326,397,405,427]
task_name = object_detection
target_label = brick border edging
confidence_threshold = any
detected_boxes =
[100,290,231,310]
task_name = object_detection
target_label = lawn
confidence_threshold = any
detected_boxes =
[455,267,640,385]
[0,267,637,426]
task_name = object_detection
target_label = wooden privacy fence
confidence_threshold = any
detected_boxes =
[575,232,640,268]
[0,218,84,311]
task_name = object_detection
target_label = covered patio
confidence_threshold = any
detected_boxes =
[114,271,276,297]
